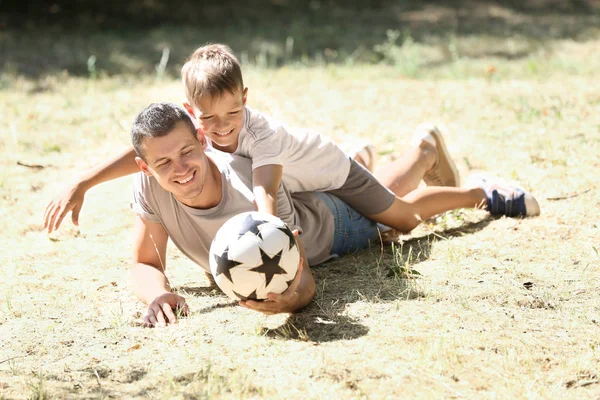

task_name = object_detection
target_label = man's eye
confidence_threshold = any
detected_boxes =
[158,160,171,167]
[201,116,213,120]
[182,150,192,156]
[228,111,239,115]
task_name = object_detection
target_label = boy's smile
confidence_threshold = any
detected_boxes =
[189,88,248,153]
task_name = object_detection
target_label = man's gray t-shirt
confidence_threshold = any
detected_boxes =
[131,150,335,271]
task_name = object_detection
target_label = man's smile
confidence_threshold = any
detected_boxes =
[175,170,196,185]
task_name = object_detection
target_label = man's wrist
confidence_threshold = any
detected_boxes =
[145,290,172,305]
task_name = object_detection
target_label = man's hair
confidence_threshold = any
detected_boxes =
[181,43,244,108]
[131,102,197,160]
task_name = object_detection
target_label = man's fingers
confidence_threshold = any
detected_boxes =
[43,202,54,229]
[143,314,154,328]
[287,258,304,292]
[71,203,82,226]
[161,303,177,324]
[52,205,70,232]
[146,310,158,328]
[45,205,59,233]
[241,300,276,315]
[151,305,167,327]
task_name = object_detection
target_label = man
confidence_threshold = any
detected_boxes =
[127,102,539,327]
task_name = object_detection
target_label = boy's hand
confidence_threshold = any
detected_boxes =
[43,182,87,233]
[143,293,189,327]
[240,258,305,315]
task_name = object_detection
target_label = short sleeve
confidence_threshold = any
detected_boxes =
[276,181,303,235]
[130,173,160,222]
[246,125,290,170]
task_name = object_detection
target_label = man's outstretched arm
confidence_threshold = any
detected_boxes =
[44,147,139,233]
[131,215,189,327]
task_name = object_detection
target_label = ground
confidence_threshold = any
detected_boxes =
[0,2,599,399]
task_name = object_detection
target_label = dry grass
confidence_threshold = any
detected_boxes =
[1,12,600,400]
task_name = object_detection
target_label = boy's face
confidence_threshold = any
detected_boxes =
[186,88,247,153]
[135,121,217,208]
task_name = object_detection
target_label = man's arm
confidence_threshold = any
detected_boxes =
[252,164,283,216]
[240,233,315,315]
[43,146,139,233]
[131,215,189,327]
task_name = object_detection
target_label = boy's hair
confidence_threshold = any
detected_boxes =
[131,102,197,161]
[181,43,244,108]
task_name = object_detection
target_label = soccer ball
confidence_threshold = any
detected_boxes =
[209,211,300,301]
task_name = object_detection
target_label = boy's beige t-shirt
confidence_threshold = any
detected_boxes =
[234,106,352,193]
[130,150,336,271]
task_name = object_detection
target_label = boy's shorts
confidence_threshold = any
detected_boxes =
[314,192,384,257]
[328,159,396,216]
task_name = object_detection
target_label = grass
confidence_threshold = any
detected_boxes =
[1,2,600,399]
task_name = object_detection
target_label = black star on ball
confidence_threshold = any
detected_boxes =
[239,214,264,239]
[277,226,297,250]
[232,288,259,301]
[213,246,241,283]
[251,249,286,286]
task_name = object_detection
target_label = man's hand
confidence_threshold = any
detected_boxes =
[240,259,308,315]
[143,293,189,327]
[43,182,87,233]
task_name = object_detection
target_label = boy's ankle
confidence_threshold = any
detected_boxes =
[418,139,438,173]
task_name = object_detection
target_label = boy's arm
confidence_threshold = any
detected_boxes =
[240,233,315,314]
[43,146,139,233]
[131,215,189,327]
[252,164,283,216]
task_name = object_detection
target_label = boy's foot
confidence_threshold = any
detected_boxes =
[349,142,377,172]
[412,123,460,187]
[473,177,541,217]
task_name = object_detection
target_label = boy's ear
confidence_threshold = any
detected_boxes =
[135,157,153,177]
[242,87,248,105]
[183,102,196,118]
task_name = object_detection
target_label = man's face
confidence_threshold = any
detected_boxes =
[189,88,247,153]
[136,121,214,207]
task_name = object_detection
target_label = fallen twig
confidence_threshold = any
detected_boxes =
[0,355,25,364]
[546,188,592,201]
[16,161,46,169]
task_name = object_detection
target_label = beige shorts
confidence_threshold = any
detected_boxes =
[327,159,396,216]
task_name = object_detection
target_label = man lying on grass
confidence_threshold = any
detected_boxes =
[77,102,536,327]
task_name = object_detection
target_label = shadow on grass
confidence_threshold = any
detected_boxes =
[261,217,493,342]
[176,283,219,297]
[2,1,598,79]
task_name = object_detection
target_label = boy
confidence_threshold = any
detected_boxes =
[179,44,466,224]
[44,43,539,235]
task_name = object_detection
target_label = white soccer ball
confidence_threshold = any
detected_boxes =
[209,211,300,301]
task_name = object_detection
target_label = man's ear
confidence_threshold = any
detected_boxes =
[135,157,153,177]
[242,87,248,105]
[196,129,208,150]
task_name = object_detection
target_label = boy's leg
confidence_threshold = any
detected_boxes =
[368,182,539,234]
[374,123,459,197]
[373,139,437,197]
[368,186,487,233]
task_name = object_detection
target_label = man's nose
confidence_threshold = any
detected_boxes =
[173,160,188,174]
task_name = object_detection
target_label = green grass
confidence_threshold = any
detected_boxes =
[1,2,600,399]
